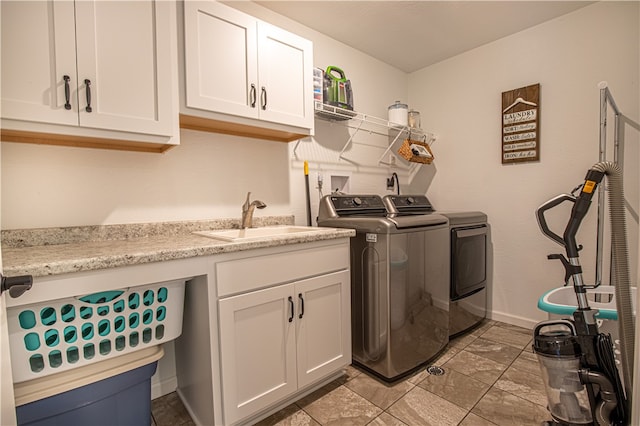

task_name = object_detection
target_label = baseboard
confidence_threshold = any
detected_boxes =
[176,388,206,426]
[151,375,178,400]
[488,310,540,330]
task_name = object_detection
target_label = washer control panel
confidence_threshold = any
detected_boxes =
[331,195,384,210]
[384,195,434,213]
[320,195,387,218]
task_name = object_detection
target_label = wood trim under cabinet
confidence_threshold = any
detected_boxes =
[179,114,305,142]
[0,129,176,153]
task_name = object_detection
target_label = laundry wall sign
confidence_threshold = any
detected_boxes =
[501,84,540,164]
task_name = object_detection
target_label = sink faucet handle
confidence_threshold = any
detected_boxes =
[243,192,252,211]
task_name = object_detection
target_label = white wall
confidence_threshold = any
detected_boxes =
[408,1,640,326]
[1,2,638,330]
[2,131,294,228]
[225,1,412,225]
[1,2,408,230]
[2,0,639,411]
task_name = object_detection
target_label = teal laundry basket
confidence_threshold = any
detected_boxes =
[8,280,185,383]
[538,285,637,339]
[538,285,637,386]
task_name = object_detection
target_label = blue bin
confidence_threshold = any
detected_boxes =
[16,361,157,426]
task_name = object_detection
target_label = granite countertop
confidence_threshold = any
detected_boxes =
[2,216,355,278]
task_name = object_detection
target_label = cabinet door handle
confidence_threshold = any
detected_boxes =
[63,75,72,110]
[288,296,294,322]
[84,79,92,113]
[249,84,257,108]
[298,293,304,319]
[260,86,267,110]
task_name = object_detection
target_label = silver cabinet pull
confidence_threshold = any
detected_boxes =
[249,84,257,108]
[260,86,267,110]
[63,75,72,110]
[288,296,294,322]
[84,79,92,112]
[298,293,304,319]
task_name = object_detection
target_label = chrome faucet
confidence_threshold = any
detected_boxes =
[241,192,267,229]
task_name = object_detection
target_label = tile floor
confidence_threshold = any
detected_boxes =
[151,319,553,426]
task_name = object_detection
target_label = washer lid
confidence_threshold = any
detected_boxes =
[441,211,487,226]
[387,213,448,229]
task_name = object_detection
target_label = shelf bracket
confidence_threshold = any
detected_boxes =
[293,138,302,159]
[338,119,364,160]
[376,130,406,165]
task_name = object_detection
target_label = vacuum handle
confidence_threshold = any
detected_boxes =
[563,169,605,258]
[536,194,576,247]
[325,66,346,81]
[547,253,582,285]
[534,319,577,337]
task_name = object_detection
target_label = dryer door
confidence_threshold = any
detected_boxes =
[451,225,487,300]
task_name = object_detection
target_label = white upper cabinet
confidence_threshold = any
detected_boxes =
[256,22,312,129]
[181,1,314,140]
[1,1,78,126]
[74,1,174,136]
[184,1,259,119]
[1,0,178,151]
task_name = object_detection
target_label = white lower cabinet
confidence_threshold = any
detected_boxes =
[218,270,350,425]
[295,272,351,389]
[207,240,351,425]
[218,284,297,424]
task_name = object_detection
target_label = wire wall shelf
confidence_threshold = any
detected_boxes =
[293,102,436,169]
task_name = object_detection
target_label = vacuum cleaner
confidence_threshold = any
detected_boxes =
[535,162,635,425]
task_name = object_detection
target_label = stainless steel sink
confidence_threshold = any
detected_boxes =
[194,226,332,242]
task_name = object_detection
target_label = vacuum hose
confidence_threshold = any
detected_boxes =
[590,161,635,401]
[580,369,618,425]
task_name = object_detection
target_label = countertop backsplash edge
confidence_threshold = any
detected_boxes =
[1,216,295,248]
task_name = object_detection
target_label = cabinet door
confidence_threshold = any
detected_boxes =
[257,22,313,129]
[295,270,351,389]
[74,1,174,136]
[218,284,297,425]
[183,1,259,120]
[1,0,78,126]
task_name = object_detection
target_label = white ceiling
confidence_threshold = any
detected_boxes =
[255,1,594,72]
